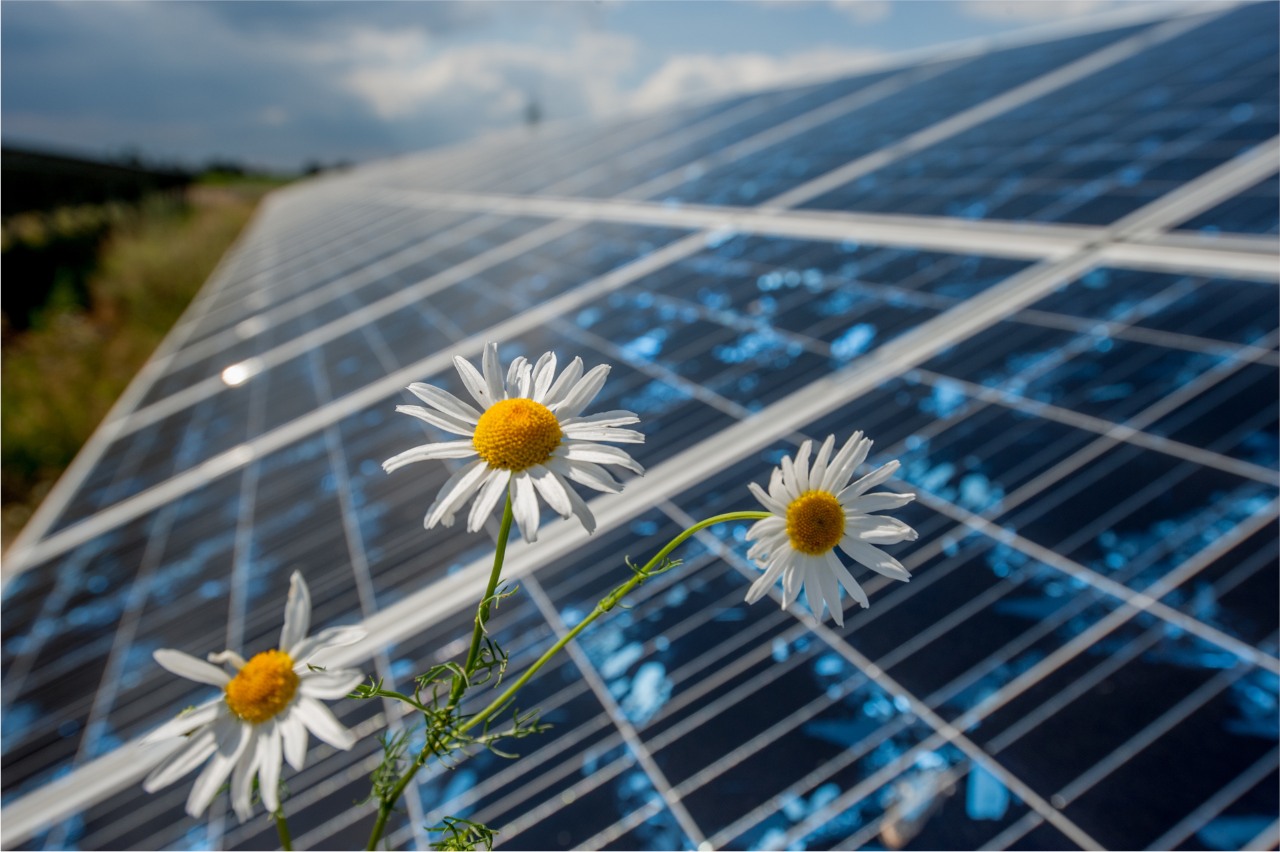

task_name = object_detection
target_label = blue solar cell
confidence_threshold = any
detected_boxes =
[804,4,1280,224]
[655,23,1153,207]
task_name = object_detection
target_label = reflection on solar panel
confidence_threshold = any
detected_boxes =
[3,4,1278,850]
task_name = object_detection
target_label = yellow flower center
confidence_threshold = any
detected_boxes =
[472,398,562,471]
[786,490,846,555]
[224,650,299,724]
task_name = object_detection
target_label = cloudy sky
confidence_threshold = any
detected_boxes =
[2,0,1124,172]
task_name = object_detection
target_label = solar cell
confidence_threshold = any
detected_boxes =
[3,5,1277,851]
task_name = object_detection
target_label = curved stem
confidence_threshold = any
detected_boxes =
[274,809,293,851]
[458,510,768,737]
[366,495,516,850]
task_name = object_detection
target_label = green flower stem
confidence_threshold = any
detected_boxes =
[363,507,769,851]
[457,510,769,738]
[275,809,293,851]
[451,495,516,708]
[366,494,516,851]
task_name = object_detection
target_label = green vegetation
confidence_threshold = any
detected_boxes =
[2,180,284,549]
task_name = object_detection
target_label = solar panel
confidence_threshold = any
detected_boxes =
[3,4,1277,851]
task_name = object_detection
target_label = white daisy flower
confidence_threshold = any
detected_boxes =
[142,572,366,822]
[744,432,918,626]
[383,341,644,542]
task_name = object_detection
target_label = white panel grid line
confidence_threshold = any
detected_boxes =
[988,657,1270,850]
[520,573,708,847]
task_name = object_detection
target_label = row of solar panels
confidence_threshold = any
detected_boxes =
[2,3,1277,850]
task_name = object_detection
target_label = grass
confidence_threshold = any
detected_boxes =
[1,181,282,551]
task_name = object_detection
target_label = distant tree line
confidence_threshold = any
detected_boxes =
[2,146,193,217]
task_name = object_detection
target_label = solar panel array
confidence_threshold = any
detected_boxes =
[3,4,1278,850]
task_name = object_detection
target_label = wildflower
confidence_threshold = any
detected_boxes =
[143,573,366,821]
[744,433,917,625]
[383,342,643,542]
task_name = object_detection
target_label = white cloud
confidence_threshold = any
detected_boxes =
[340,30,638,121]
[830,0,892,24]
[959,0,1115,21]
[629,47,886,112]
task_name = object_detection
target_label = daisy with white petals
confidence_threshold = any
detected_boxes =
[383,342,644,542]
[744,432,917,626]
[143,572,366,822]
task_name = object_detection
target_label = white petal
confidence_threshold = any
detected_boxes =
[407,382,481,423]
[528,466,572,517]
[782,560,804,610]
[482,342,506,403]
[822,432,869,492]
[142,699,223,744]
[840,537,912,582]
[505,355,529,398]
[154,649,231,686]
[395,404,476,437]
[781,454,800,497]
[833,561,871,610]
[561,481,597,534]
[802,568,823,622]
[744,515,786,542]
[280,711,308,771]
[792,441,813,493]
[840,459,901,501]
[279,572,311,655]
[559,424,645,444]
[549,456,622,493]
[295,696,356,750]
[553,364,610,419]
[143,727,217,791]
[382,441,478,473]
[531,352,557,402]
[817,556,846,627]
[207,650,246,670]
[844,515,918,545]
[258,720,283,814]
[768,466,792,506]
[511,474,541,542]
[543,357,583,408]
[559,409,638,428]
[291,625,368,665]
[299,668,366,700]
[748,481,787,515]
[562,442,643,473]
[452,355,493,409]
[843,491,916,514]
[809,436,837,496]
[425,459,490,528]
[230,732,260,822]
[746,556,788,604]
[185,716,248,819]
[466,468,511,533]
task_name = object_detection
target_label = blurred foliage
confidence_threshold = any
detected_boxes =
[1,179,285,550]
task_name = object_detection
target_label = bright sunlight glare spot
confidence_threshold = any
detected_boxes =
[220,358,261,387]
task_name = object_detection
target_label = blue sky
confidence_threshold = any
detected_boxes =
[2,0,1127,172]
